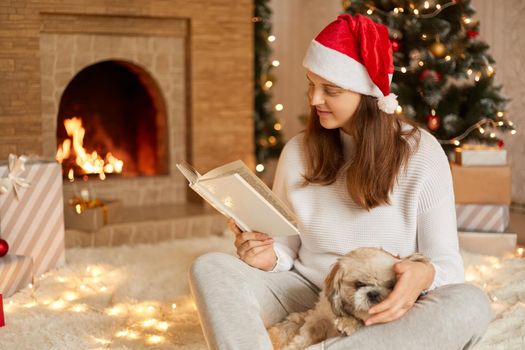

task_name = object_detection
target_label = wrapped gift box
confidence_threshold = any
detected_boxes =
[0,156,65,276]
[450,163,511,205]
[455,146,507,166]
[0,254,33,297]
[458,232,517,257]
[64,199,122,232]
[1,293,4,327]
[456,204,509,233]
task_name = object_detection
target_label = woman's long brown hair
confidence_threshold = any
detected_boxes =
[303,95,421,211]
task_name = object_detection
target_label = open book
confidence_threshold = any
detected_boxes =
[176,160,300,237]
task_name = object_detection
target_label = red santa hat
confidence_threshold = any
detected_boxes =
[303,14,399,114]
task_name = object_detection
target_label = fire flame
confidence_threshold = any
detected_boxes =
[56,117,123,180]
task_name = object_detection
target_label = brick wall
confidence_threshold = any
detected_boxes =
[0,0,254,174]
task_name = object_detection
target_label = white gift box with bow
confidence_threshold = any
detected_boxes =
[0,154,65,276]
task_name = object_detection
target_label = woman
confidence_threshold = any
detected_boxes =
[189,14,491,350]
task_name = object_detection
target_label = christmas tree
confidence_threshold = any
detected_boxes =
[253,0,284,172]
[343,0,517,153]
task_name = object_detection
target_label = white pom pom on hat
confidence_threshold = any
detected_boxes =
[303,14,399,114]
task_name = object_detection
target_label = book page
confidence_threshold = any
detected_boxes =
[176,162,200,184]
[199,161,298,226]
[197,174,299,236]
[200,160,246,180]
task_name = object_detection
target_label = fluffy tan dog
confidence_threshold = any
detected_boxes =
[268,247,429,350]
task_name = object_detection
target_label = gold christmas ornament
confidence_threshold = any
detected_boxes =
[342,0,352,10]
[430,41,446,58]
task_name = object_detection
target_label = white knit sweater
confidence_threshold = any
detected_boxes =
[270,126,465,290]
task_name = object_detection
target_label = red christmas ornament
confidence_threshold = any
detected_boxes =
[0,239,8,257]
[427,114,440,131]
[497,140,505,148]
[467,30,479,39]
[419,69,442,82]
[391,39,401,52]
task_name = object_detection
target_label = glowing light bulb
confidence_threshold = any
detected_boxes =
[414,9,419,15]
[72,304,88,312]
[115,330,129,337]
[274,122,282,131]
[517,247,524,256]
[63,291,79,301]
[50,299,66,310]
[265,81,273,88]
[275,104,284,111]
[267,35,276,42]
[272,60,280,67]
[401,67,407,73]
[256,164,265,173]
[143,319,157,328]
[147,335,164,344]
[156,321,169,331]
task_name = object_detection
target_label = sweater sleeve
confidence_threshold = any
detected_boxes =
[416,140,465,289]
[269,139,301,272]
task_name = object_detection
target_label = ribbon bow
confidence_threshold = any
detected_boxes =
[0,154,31,200]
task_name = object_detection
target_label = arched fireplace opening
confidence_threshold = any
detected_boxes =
[56,60,169,179]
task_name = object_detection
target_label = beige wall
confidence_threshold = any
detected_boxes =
[270,0,525,204]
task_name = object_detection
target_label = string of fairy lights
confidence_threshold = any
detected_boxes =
[344,0,519,146]
[3,266,193,347]
[252,10,284,173]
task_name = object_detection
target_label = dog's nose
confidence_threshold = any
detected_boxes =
[367,291,381,303]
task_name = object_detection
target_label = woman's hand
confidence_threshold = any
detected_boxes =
[365,260,435,326]
[228,219,277,271]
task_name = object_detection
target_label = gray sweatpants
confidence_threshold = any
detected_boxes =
[188,252,492,350]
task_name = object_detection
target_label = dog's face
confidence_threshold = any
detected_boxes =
[324,247,424,322]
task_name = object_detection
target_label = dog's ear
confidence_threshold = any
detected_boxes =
[324,262,341,294]
[402,253,430,264]
[324,262,345,317]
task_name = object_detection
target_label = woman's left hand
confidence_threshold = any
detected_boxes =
[365,260,435,326]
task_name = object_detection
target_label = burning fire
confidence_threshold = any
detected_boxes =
[56,117,123,180]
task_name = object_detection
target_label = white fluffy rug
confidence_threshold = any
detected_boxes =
[0,234,524,349]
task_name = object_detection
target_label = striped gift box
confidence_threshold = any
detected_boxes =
[0,160,65,276]
[456,204,510,233]
[0,255,33,297]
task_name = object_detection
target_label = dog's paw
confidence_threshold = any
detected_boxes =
[334,317,360,336]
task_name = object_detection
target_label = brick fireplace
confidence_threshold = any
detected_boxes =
[1,0,255,244]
